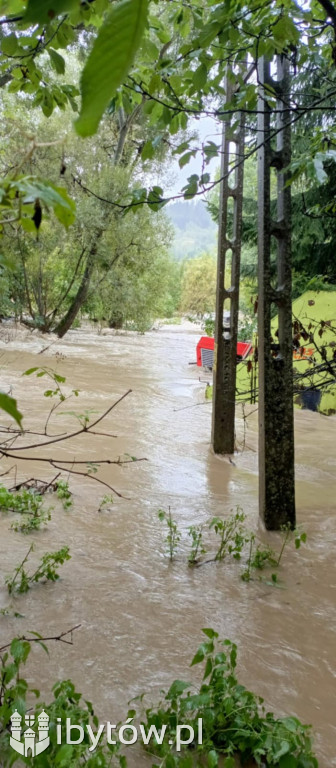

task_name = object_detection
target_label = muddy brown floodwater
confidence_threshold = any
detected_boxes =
[0,322,335,767]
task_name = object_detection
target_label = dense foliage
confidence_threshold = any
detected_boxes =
[0,630,318,766]
[1,0,336,212]
[0,91,179,332]
[1,0,336,330]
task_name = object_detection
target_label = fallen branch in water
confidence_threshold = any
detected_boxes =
[8,473,61,494]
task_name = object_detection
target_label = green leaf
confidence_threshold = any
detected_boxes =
[190,646,205,666]
[278,757,300,768]
[169,115,180,135]
[203,657,212,679]
[179,755,193,768]
[179,151,195,169]
[141,140,155,161]
[8,79,23,93]
[52,186,76,227]
[21,217,37,233]
[48,48,66,75]
[230,646,237,668]
[157,26,171,44]
[313,155,328,184]
[10,639,30,664]
[42,89,54,117]
[166,680,191,699]
[0,393,23,428]
[1,34,19,56]
[23,367,39,376]
[193,63,207,90]
[173,141,190,155]
[11,67,24,80]
[183,174,199,199]
[3,663,18,685]
[165,756,177,768]
[55,744,74,765]
[273,15,299,46]
[273,741,291,761]
[280,716,302,733]
[202,628,218,640]
[147,185,165,211]
[143,39,159,59]
[25,0,79,24]
[76,0,149,137]
[208,750,218,768]
[28,632,50,655]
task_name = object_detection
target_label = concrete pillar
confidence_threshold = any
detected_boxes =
[212,73,245,454]
[257,56,295,529]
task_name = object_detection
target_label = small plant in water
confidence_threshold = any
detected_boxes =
[6,544,71,594]
[242,533,277,582]
[242,525,307,584]
[55,479,73,510]
[0,632,127,766]
[11,506,52,533]
[158,507,181,560]
[136,628,318,767]
[98,493,114,511]
[188,524,206,565]
[277,523,307,566]
[0,484,52,532]
[209,508,247,561]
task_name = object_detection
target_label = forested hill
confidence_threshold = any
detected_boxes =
[167,201,217,260]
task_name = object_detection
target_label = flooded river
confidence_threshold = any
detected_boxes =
[0,322,335,766]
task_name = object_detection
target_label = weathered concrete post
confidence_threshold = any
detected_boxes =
[257,55,296,529]
[211,74,245,454]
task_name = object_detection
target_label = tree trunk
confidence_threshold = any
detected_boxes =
[53,235,101,337]
[52,105,142,338]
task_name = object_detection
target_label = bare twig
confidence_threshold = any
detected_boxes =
[50,463,130,498]
[0,624,81,653]
[4,390,132,452]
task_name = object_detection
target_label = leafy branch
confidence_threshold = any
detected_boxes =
[0,625,81,655]
[6,544,71,595]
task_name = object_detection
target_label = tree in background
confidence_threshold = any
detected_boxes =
[0,83,180,333]
[85,248,181,332]
[180,252,216,317]
[2,0,336,213]
[1,0,336,336]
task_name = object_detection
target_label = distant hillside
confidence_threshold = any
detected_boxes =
[167,200,217,260]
